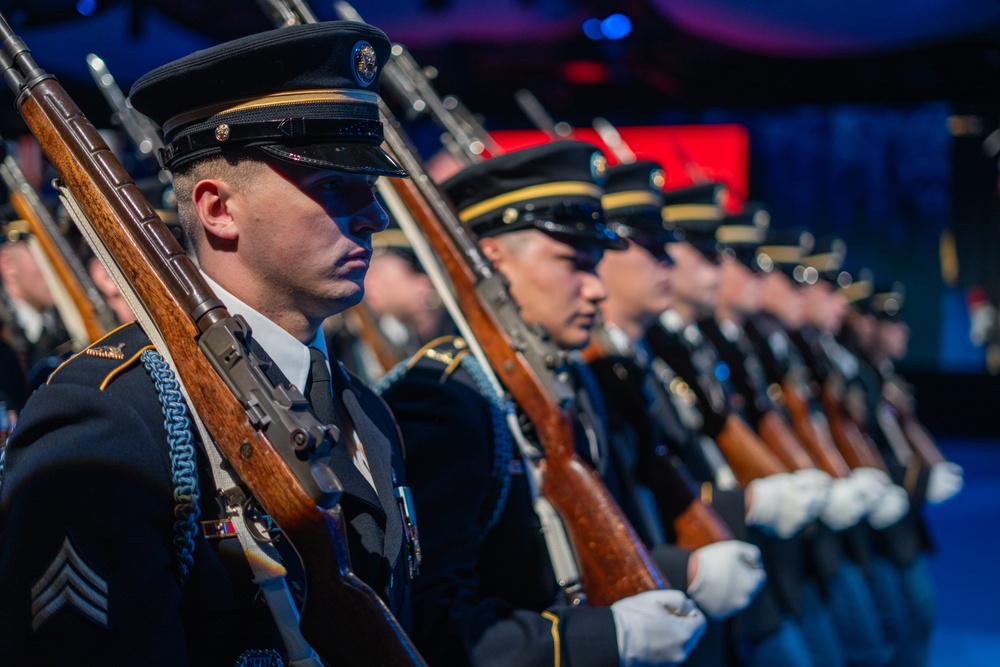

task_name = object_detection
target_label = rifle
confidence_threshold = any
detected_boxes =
[0,16,423,666]
[713,413,788,486]
[755,410,818,472]
[819,377,888,472]
[310,0,669,606]
[778,372,855,477]
[879,377,945,467]
[582,334,734,550]
[0,145,117,346]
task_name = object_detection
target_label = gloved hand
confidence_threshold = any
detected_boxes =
[819,477,868,530]
[745,471,827,538]
[611,589,707,667]
[849,467,894,512]
[868,483,910,529]
[927,461,964,504]
[687,541,766,620]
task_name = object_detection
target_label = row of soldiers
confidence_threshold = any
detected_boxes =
[0,17,962,667]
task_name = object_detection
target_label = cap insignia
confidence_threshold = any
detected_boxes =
[651,168,665,190]
[591,152,608,185]
[353,41,378,87]
[502,207,519,224]
[215,124,231,142]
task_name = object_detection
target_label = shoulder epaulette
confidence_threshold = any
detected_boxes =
[407,335,471,379]
[46,322,155,391]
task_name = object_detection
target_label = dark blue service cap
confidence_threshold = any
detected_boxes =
[129,22,406,177]
[717,202,770,266]
[0,218,28,244]
[601,160,676,253]
[797,235,847,284]
[661,182,727,257]
[839,267,874,305]
[869,281,905,320]
[442,140,625,249]
[754,228,813,275]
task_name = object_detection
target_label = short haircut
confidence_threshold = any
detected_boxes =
[169,148,267,257]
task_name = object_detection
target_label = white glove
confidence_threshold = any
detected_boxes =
[820,473,876,530]
[687,541,766,620]
[868,483,910,529]
[927,462,964,504]
[745,472,827,538]
[611,589,707,667]
[848,467,895,513]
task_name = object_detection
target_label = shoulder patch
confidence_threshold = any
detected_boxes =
[46,322,154,391]
[407,335,470,378]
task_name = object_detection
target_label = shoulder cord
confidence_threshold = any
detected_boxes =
[142,350,321,667]
[458,354,513,536]
[140,349,200,580]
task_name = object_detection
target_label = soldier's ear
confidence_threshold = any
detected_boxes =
[192,178,239,243]
[478,237,503,267]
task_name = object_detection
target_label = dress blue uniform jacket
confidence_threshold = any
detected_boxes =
[381,339,621,667]
[0,322,410,666]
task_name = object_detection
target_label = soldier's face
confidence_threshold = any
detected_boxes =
[717,256,759,315]
[799,281,845,333]
[481,230,607,350]
[598,239,672,322]
[220,159,388,326]
[666,242,719,314]
[758,271,804,329]
[0,242,54,311]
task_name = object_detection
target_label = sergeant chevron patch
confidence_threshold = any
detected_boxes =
[30,536,110,632]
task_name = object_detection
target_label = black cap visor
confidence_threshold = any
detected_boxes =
[261,141,407,178]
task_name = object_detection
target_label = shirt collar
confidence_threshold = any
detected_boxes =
[201,272,327,392]
[7,294,44,343]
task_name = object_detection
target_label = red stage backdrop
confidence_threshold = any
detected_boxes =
[489,125,749,213]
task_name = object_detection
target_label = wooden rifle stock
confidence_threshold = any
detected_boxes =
[779,378,852,477]
[714,413,787,486]
[819,382,888,472]
[756,410,817,472]
[881,379,945,467]
[0,20,422,667]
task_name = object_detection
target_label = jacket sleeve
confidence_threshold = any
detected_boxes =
[0,381,189,666]
[382,365,620,667]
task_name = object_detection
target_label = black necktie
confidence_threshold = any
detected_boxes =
[306,347,337,426]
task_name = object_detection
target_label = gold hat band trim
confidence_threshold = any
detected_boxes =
[755,246,804,263]
[715,225,765,244]
[164,88,380,135]
[840,279,873,302]
[661,204,723,223]
[602,190,661,211]
[800,251,844,271]
[373,228,411,250]
[458,182,603,223]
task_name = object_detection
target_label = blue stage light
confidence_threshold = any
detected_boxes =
[582,18,603,41]
[77,0,97,17]
[601,14,632,40]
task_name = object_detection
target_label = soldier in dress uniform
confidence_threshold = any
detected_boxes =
[586,161,817,667]
[379,141,708,666]
[0,22,418,666]
[840,280,959,667]
[0,218,70,396]
[741,231,912,667]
